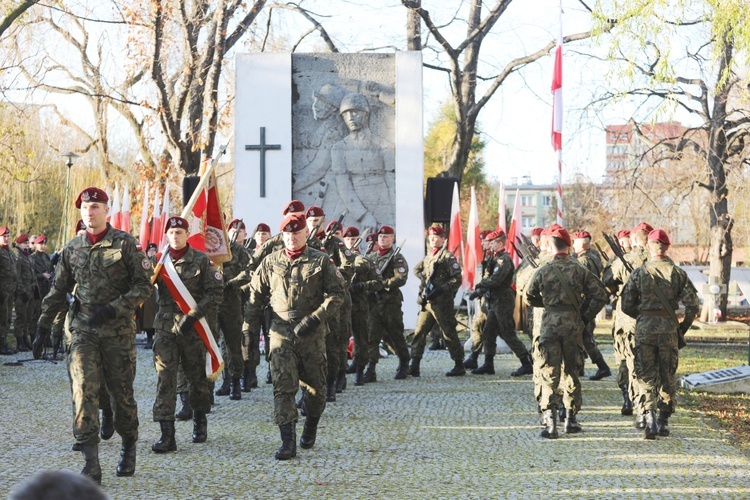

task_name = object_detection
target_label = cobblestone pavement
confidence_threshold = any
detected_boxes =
[2,336,750,499]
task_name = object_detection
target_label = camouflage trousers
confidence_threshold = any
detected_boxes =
[242,325,262,367]
[530,306,573,404]
[613,325,638,401]
[484,300,529,358]
[0,291,12,341]
[350,299,370,367]
[268,319,327,425]
[537,314,586,412]
[326,294,352,378]
[67,330,138,444]
[411,299,462,361]
[582,319,606,365]
[152,329,211,421]
[634,332,679,414]
[14,294,34,340]
[468,299,487,356]
[367,297,409,364]
[218,292,244,378]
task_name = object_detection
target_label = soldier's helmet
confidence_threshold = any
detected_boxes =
[315,84,347,108]
[339,93,370,115]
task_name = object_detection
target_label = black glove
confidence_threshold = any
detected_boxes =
[292,315,321,338]
[350,282,364,293]
[33,326,51,360]
[178,314,198,335]
[468,290,480,301]
[88,304,116,328]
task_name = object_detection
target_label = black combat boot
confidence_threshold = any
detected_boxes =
[335,370,347,392]
[275,423,297,460]
[363,362,377,383]
[446,359,466,377]
[589,359,612,380]
[510,354,533,377]
[540,407,558,439]
[192,412,208,443]
[215,373,230,396]
[72,442,82,451]
[394,355,410,380]
[229,377,242,400]
[620,385,633,416]
[564,409,582,434]
[241,363,253,392]
[409,358,421,378]
[428,337,444,351]
[144,329,154,349]
[463,351,479,370]
[633,412,646,429]
[558,406,566,423]
[52,335,63,359]
[471,355,495,375]
[175,392,192,421]
[266,366,272,384]
[16,336,29,352]
[299,416,320,449]
[152,421,177,453]
[80,444,102,484]
[326,375,337,402]
[354,364,365,386]
[100,408,115,440]
[0,335,15,355]
[644,409,658,440]
[345,362,357,374]
[116,436,137,477]
[247,366,258,389]
[656,410,670,436]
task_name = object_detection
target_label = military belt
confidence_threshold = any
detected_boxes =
[272,310,312,323]
[544,305,577,313]
[640,310,672,317]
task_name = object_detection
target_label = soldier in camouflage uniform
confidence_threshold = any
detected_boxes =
[29,235,54,339]
[464,230,492,369]
[602,223,652,428]
[244,212,345,460]
[151,216,224,454]
[365,225,410,382]
[621,229,699,439]
[13,234,35,351]
[34,187,153,483]
[411,226,464,377]
[526,226,607,439]
[0,226,18,355]
[342,226,382,385]
[572,230,612,381]
[214,218,251,400]
[469,230,533,377]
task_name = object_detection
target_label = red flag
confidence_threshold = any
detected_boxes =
[506,189,522,266]
[448,182,464,259]
[551,7,564,226]
[139,183,150,250]
[464,186,482,290]
[110,185,121,230]
[121,183,131,234]
[149,187,161,247]
[159,184,172,249]
[187,162,231,265]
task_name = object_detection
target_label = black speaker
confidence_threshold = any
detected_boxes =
[182,176,201,209]
[425,176,458,224]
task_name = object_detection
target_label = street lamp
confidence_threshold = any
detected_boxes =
[59,152,79,246]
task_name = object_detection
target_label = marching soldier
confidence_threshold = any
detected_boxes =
[0,226,17,355]
[525,226,607,439]
[366,225,410,382]
[411,226,464,377]
[14,233,35,351]
[29,235,54,350]
[464,230,492,369]
[34,187,153,483]
[469,230,533,377]
[243,212,345,460]
[620,229,699,439]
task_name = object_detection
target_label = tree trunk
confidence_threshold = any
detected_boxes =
[406,0,421,50]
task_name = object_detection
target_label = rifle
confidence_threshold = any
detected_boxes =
[602,232,633,273]
[378,239,406,275]
[518,233,540,259]
[513,237,538,268]
[418,239,448,311]
[351,227,370,253]
[321,210,347,247]
[306,218,326,244]
[594,242,610,262]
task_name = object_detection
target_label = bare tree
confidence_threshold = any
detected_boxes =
[0,0,39,39]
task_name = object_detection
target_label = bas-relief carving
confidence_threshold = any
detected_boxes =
[292,54,396,230]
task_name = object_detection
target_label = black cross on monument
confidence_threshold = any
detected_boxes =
[244,127,281,198]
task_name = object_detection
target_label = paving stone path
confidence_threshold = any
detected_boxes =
[1,340,749,499]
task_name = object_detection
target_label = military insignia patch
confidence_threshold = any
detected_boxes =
[345,249,352,257]
[82,191,91,202]
[335,269,343,280]
[142,258,152,270]
[452,262,459,269]
[214,271,223,281]
[398,267,406,273]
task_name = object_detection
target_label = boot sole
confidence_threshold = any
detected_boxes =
[152,446,177,453]
[116,468,135,477]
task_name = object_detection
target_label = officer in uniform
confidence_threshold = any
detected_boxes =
[14,234,35,351]
[151,216,224,453]
[241,222,271,389]
[29,235,54,343]
[365,225,410,382]
[469,230,533,377]
[34,187,153,483]
[621,229,699,439]
[411,226,464,377]
[244,212,345,460]
[0,226,17,355]
[464,230,491,369]
[525,226,607,438]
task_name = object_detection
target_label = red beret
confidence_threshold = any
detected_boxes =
[632,222,654,233]
[75,219,86,232]
[326,220,342,233]
[255,223,271,233]
[616,229,631,239]
[164,216,189,233]
[35,235,48,244]
[282,200,305,215]
[426,226,445,237]
[479,230,492,240]
[343,226,359,238]
[75,187,109,208]
[573,231,591,239]
[530,227,544,237]
[15,233,29,244]
[648,229,670,245]
[549,226,572,247]
[485,229,506,241]
[0,226,9,236]
[306,206,325,218]
[280,213,307,232]
[365,233,377,242]
[229,218,245,230]
[377,225,395,235]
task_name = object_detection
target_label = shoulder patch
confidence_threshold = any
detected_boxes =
[344,249,352,257]
[335,268,343,280]
[141,258,152,270]
[452,262,459,269]
[397,267,406,273]
[214,271,223,281]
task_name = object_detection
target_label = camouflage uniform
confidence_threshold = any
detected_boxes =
[348,253,382,369]
[526,254,607,413]
[620,256,699,416]
[574,248,608,370]
[467,252,492,358]
[38,226,153,445]
[412,247,463,361]
[0,245,17,352]
[29,249,54,337]
[152,246,224,421]
[366,248,410,370]
[244,246,344,425]
[14,248,35,345]
[218,241,251,379]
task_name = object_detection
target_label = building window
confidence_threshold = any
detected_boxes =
[542,195,554,207]
[521,195,534,206]
[522,217,534,228]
